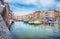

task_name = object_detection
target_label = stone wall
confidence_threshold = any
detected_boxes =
[0,15,12,39]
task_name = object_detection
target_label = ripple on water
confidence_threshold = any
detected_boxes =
[10,22,60,39]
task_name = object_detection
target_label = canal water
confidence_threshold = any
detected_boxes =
[10,22,60,39]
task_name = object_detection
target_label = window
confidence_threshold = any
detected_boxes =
[46,17,48,19]
[46,12,48,14]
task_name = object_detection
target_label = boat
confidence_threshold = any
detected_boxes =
[23,19,30,23]
[28,20,34,24]
[47,20,56,24]
[29,20,42,25]
[33,20,42,25]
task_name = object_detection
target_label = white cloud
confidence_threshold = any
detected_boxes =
[55,2,60,11]
[5,0,55,6]
[14,8,35,15]
[5,0,56,15]
[17,0,37,5]
[5,0,37,4]
[10,5,34,15]
[56,2,60,7]
[39,0,55,6]
[4,0,14,2]
[14,11,34,16]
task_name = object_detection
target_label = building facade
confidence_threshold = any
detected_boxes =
[54,10,60,23]
[3,2,14,27]
[40,10,60,23]
[40,10,55,22]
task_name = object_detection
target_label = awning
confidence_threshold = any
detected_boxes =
[47,20,56,23]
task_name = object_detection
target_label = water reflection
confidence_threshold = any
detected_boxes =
[10,22,60,39]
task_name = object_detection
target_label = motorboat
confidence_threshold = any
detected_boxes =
[28,20,34,24]
[33,20,42,25]
[23,19,30,23]
[29,20,42,25]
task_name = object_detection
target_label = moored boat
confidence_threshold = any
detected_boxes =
[29,20,42,25]
[47,20,56,24]
[33,20,42,25]
[23,19,30,23]
[28,20,34,24]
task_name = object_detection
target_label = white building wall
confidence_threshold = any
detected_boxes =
[40,10,54,21]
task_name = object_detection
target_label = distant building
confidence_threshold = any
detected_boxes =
[16,10,60,23]
[40,10,55,22]
[54,10,60,17]
[11,12,16,20]
[40,10,60,23]
[54,10,60,22]
[3,2,13,27]
[33,11,40,21]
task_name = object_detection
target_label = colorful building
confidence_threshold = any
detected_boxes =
[40,10,60,23]
[54,10,60,23]
[3,2,14,27]
[40,10,55,22]
[32,11,40,21]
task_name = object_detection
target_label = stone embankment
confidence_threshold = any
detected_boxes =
[0,15,13,39]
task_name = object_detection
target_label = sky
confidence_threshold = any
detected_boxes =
[4,0,60,16]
